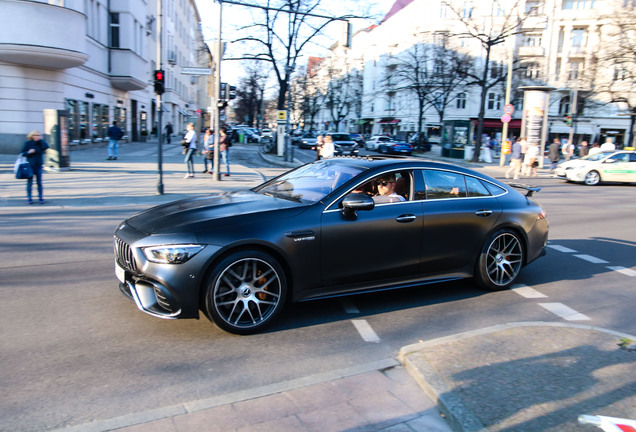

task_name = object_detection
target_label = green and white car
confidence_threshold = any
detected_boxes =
[555,150,636,185]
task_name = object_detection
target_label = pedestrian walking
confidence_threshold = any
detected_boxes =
[320,135,334,159]
[526,143,540,177]
[549,138,561,173]
[600,137,616,151]
[202,128,214,174]
[519,137,529,175]
[589,142,602,156]
[505,138,523,179]
[218,126,232,176]
[107,121,123,160]
[579,140,589,157]
[164,122,173,144]
[313,135,324,161]
[20,130,49,204]
[183,122,197,178]
[561,139,574,161]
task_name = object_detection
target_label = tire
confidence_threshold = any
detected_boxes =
[204,251,287,334]
[474,230,524,291]
[584,170,601,186]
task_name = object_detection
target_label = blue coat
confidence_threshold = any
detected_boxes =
[21,139,49,167]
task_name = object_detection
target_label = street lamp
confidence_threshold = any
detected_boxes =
[285,63,296,162]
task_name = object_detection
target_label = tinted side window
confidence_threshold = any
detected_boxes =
[629,153,636,163]
[466,176,491,197]
[423,170,467,199]
[482,181,507,196]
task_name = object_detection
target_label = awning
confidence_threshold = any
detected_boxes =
[378,119,401,124]
[356,119,370,125]
[550,125,596,135]
[472,119,522,128]
[178,108,190,116]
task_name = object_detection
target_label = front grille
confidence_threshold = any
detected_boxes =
[114,236,137,272]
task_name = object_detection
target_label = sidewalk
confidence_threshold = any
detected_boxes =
[4,141,634,432]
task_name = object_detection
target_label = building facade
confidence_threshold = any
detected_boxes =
[309,0,633,147]
[0,0,210,153]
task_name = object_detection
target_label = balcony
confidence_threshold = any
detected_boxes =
[0,0,88,69]
[518,46,545,57]
[109,49,149,91]
[521,16,548,30]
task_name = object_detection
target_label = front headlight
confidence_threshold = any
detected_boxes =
[142,244,204,264]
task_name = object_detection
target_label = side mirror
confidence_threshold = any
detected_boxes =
[342,193,375,218]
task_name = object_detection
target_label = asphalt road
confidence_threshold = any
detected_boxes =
[1,145,635,431]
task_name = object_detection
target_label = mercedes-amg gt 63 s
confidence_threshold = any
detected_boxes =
[114,156,548,334]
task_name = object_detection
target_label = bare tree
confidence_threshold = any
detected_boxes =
[589,0,636,147]
[444,0,526,161]
[320,56,363,131]
[292,64,324,131]
[228,0,364,110]
[233,63,269,126]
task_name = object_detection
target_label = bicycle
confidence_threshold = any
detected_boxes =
[259,137,275,154]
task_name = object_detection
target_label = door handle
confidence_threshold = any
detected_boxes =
[475,209,493,217]
[396,214,417,223]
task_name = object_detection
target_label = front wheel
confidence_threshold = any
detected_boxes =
[584,170,601,186]
[474,230,524,291]
[204,251,287,334]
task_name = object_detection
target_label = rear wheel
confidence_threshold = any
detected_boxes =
[474,230,524,291]
[204,251,287,334]
[584,170,601,186]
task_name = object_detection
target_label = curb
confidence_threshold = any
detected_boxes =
[398,321,636,432]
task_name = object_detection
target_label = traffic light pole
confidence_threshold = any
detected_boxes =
[212,0,223,182]
[156,0,164,194]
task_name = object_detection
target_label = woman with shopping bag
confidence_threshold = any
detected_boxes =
[20,130,49,204]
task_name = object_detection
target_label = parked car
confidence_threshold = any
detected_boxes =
[555,150,636,185]
[293,131,316,147]
[114,156,549,334]
[261,128,273,138]
[325,132,358,156]
[409,132,432,152]
[378,140,413,155]
[350,133,365,146]
[298,132,318,149]
[366,135,395,151]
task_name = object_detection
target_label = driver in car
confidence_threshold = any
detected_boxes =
[373,173,405,203]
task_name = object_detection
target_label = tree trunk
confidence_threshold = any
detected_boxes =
[472,46,492,162]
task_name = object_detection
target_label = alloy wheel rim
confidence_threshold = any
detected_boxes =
[213,258,281,329]
[486,233,523,286]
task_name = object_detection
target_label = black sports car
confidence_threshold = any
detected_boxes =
[114,156,548,334]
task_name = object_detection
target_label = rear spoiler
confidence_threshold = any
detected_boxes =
[508,183,541,197]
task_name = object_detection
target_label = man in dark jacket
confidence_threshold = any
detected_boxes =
[549,138,561,172]
[107,121,123,160]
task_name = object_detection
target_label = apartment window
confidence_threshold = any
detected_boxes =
[525,0,544,15]
[571,28,587,54]
[614,65,629,80]
[110,13,120,48]
[463,2,473,17]
[523,33,542,47]
[487,93,502,110]
[559,96,570,115]
[440,4,449,17]
[490,62,503,78]
[568,60,584,80]
[624,0,636,6]
[433,32,448,47]
[556,59,562,80]
[562,0,595,9]
[525,62,541,79]
[456,93,467,109]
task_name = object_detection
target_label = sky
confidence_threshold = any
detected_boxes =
[193,0,397,86]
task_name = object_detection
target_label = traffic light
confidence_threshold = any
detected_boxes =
[219,82,227,100]
[154,70,165,95]
[563,114,572,126]
[227,84,236,100]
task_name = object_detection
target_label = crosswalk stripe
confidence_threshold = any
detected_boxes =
[539,303,590,321]
[351,320,381,343]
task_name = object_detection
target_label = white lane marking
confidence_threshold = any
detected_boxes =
[351,320,381,343]
[607,266,636,277]
[547,245,578,253]
[511,284,548,298]
[539,303,590,321]
[574,254,609,264]
[339,298,360,314]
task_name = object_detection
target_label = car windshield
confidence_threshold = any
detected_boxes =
[253,161,366,203]
[330,134,352,141]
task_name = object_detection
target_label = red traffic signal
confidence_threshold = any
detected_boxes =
[154,70,165,95]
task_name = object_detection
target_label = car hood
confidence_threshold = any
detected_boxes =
[125,190,305,235]
[560,159,595,169]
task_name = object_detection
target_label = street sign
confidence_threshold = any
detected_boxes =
[504,104,514,115]
[181,67,212,75]
[501,114,511,123]
[277,110,287,121]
